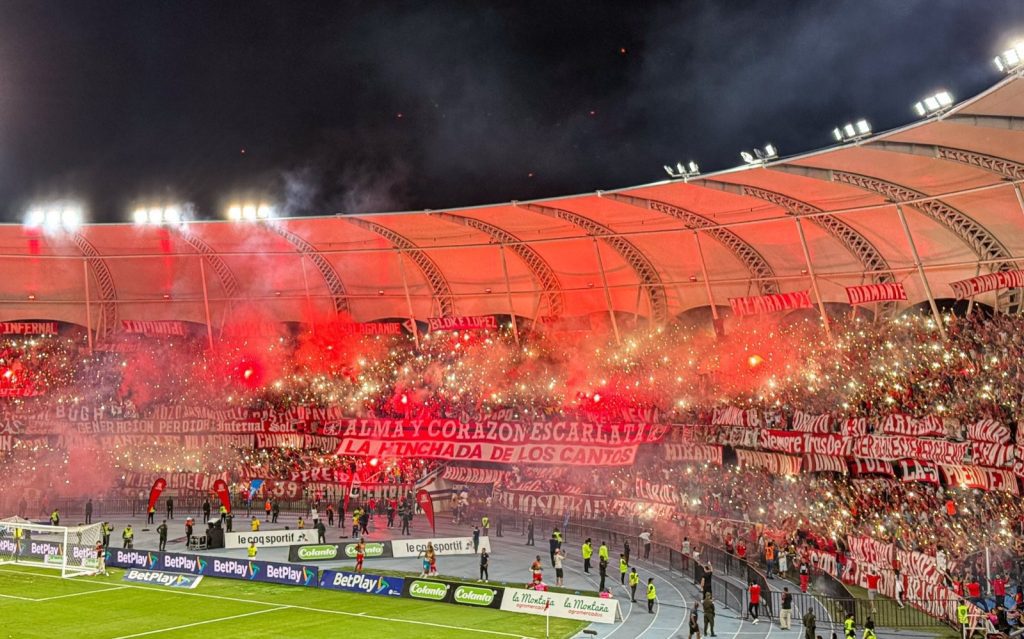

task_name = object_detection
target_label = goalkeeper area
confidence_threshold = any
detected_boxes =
[0,564,588,639]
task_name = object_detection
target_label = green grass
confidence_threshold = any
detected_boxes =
[0,565,588,639]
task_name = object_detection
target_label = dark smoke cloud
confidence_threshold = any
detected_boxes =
[0,1,1018,222]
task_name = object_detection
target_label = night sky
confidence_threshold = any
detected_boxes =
[0,1,1020,223]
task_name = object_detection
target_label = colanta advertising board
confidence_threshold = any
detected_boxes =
[288,540,393,562]
[224,529,315,549]
[318,570,404,597]
[122,569,203,589]
[391,536,490,558]
[500,588,620,624]
[401,577,503,609]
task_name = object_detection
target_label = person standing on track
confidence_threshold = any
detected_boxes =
[624,539,631,566]
[703,592,716,636]
[747,581,761,623]
[531,555,543,586]
[93,540,108,576]
[122,524,134,549]
[647,578,657,613]
[248,542,257,559]
[85,499,93,525]
[166,496,173,520]
[780,586,793,629]
[639,529,652,560]
[689,606,701,639]
[526,518,535,546]
[157,520,168,552]
[582,538,593,573]
[554,548,565,586]
[629,567,639,602]
[619,554,628,584]
[844,613,856,639]
[479,548,489,581]
[599,554,609,592]
[803,609,816,639]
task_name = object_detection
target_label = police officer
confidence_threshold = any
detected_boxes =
[703,592,717,636]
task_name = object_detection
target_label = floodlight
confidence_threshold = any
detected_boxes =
[242,204,257,221]
[133,209,148,225]
[855,119,870,135]
[227,205,242,221]
[740,151,755,164]
[256,204,272,219]
[763,143,777,158]
[832,128,843,142]
[163,205,182,224]
[663,165,674,177]
[915,91,954,117]
[24,207,44,228]
[833,119,872,142]
[997,43,1024,73]
[687,161,699,173]
[662,160,700,179]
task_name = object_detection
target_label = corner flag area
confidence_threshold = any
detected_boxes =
[0,565,586,639]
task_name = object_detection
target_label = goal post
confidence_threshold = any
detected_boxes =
[0,517,104,578]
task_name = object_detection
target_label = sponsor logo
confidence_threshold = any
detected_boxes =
[344,542,386,558]
[110,550,151,568]
[409,580,449,601]
[71,545,95,561]
[320,570,403,597]
[297,545,338,561]
[0,539,15,553]
[212,559,249,578]
[123,569,202,589]
[454,585,496,606]
[160,554,203,574]
[30,542,61,556]
[228,530,311,548]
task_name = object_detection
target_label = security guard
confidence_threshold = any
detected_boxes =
[957,600,970,639]
[248,542,257,559]
[647,577,657,613]
[844,613,856,639]
[582,539,593,573]
[122,524,134,549]
[599,541,609,563]
[157,520,168,551]
[620,554,629,584]
[628,567,640,601]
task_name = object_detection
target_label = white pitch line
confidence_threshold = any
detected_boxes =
[111,606,288,638]
[0,592,37,601]
[0,565,544,634]
[36,585,130,601]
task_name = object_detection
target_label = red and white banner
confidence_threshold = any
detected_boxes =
[967,419,1010,444]
[0,321,58,335]
[286,468,353,484]
[335,322,404,336]
[971,441,1013,468]
[880,414,947,438]
[845,282,908,306]
[759,429,806,454]
[338,438,641,466]
[715,426,759,449]
[916,439,969,465]
[898,459,939,484]
[663,443,723,465]
[805,433,852,457]
[736,449,801,476]
[427,315,497,331]
[712,406,760,427]
[121,320,187,336]
[255,433,306,448]
[939,464,988,490]
[442,466,512,484]
[842,418,869,437]
[729,290,813,317]
[802,454,847,474]
[850,435,919,461]
[949,269,1024,299]
[635,478,679,504]
[851,458,895,477]
[495,490,675,520]
[985,468,1020,495]
[792,411,831,434]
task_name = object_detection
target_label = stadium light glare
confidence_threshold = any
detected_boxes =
[741,144,777,165]
[995,43,1024,73]
[131,203,191,227]
[227,201,275,223]
[832,119,872,142]
[663,160,700,180]
[24,201,84,233]
[914,90,954,118]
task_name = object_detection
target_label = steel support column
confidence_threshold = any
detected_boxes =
[793,217,832,339]
[895,205,947,340]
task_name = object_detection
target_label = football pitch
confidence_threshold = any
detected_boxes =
[0,565,587,639]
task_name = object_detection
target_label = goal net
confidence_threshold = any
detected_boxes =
[0,517,104,578]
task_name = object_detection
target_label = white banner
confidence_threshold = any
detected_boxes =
[845,282,908,305]
[225,529,316,549]
[391,536,490,558]
[500,587,621,624]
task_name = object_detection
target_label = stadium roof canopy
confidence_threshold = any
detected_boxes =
[3,74,1024,335]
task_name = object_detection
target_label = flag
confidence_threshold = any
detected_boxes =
[147,478,167,514]
[416,489,435,534]
[212,479,232,514]
[248,479,264,496]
